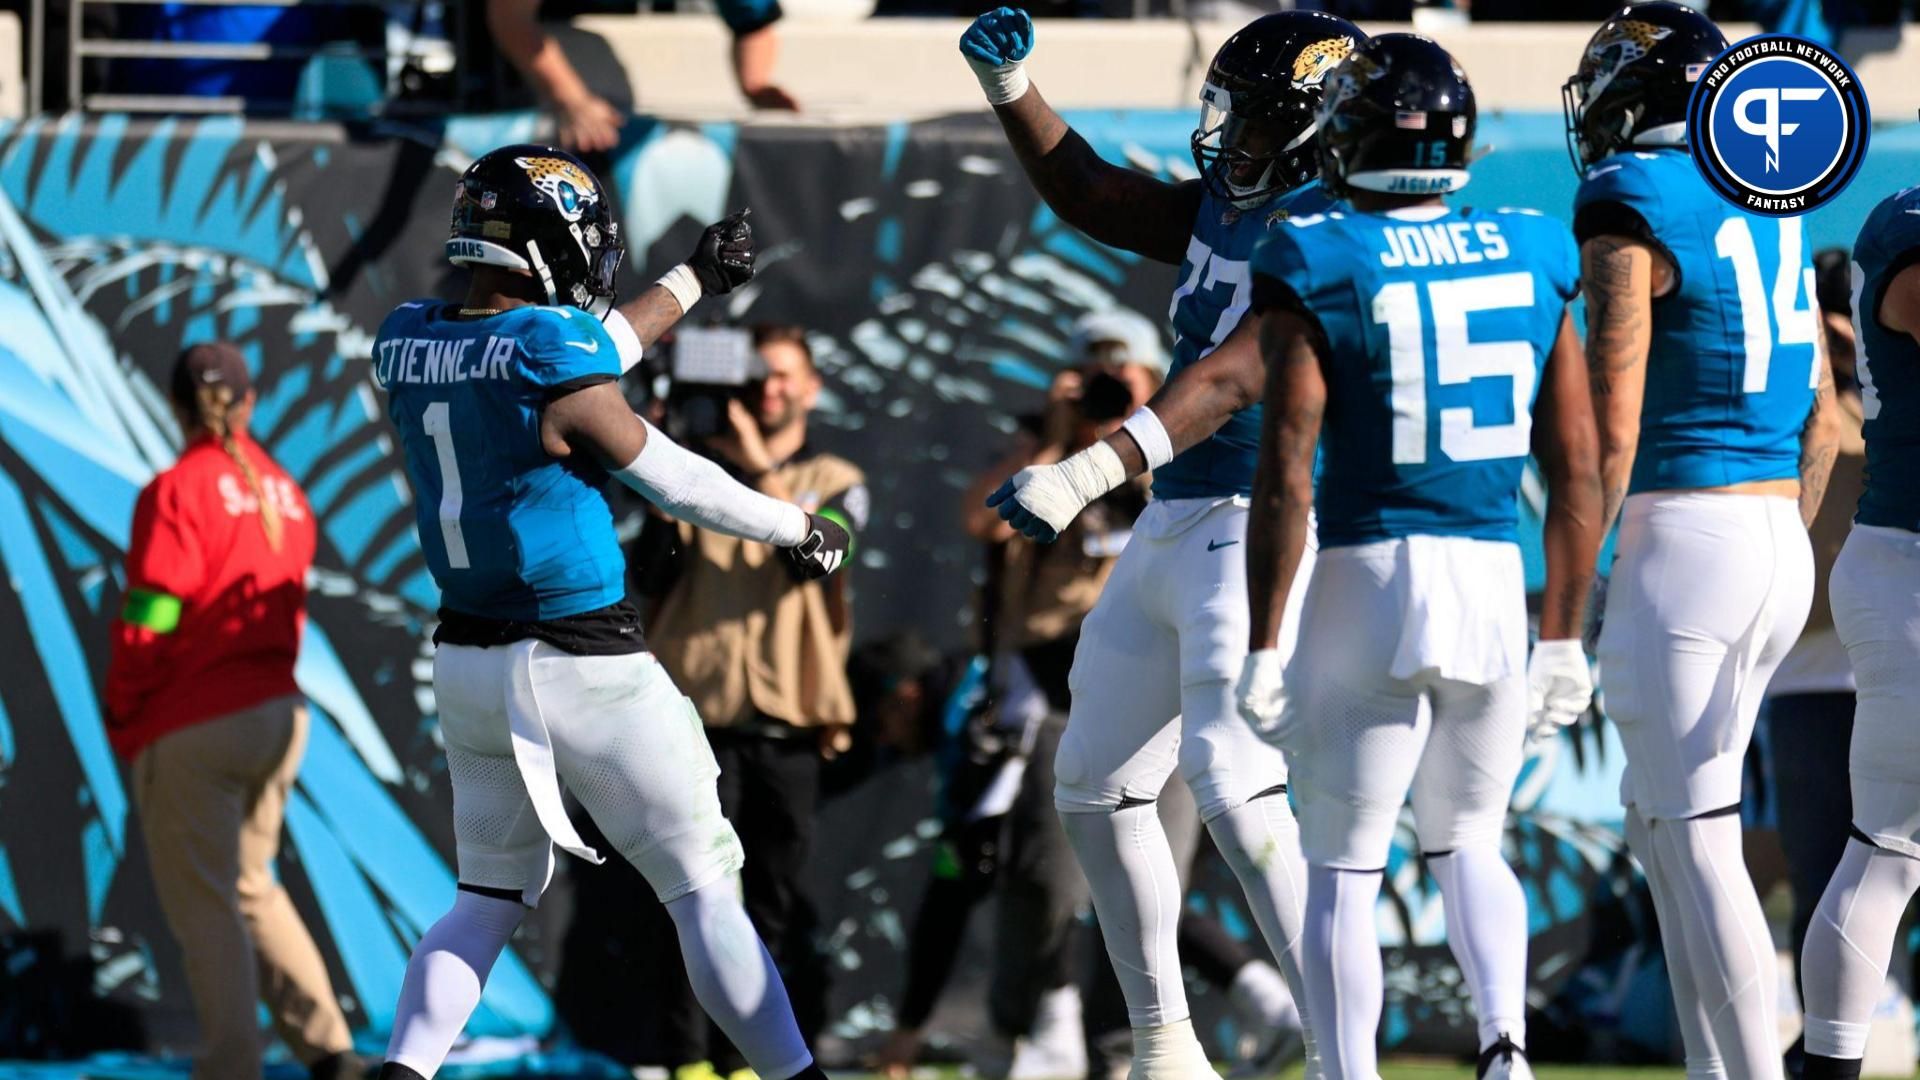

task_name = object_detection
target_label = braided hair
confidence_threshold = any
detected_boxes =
[171,346,283,551]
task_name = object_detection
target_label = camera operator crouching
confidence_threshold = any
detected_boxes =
[634,322,868,1075]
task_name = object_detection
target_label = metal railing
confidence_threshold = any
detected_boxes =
[66,0,467,116]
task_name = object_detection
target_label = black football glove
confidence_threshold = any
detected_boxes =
[687,208,756,295]
[782,510,852,582]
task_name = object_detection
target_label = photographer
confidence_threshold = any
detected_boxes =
[639,322,868,1076]
[875,313,1161,1079]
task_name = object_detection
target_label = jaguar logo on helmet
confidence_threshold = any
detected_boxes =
[1292,36,1356,90]
[1585,20,1672,98]
[514,155,600,224]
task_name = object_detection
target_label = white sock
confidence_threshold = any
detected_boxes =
[1060,803,1190,1027]
[1128,1018,1212,1079]
[664,875,814,1080]
[1801,838,1920,1059]
[1648,811,1784,1080]
[1229,959,1301,1030]
[386,889,526,1077]
[1626,807,1725,1080]
[1303,864,1384,1080]
[1208,797,1315,1064]
[1426,847,1528,1052]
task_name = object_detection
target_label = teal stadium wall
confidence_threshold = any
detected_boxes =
[0,109,1913,1065]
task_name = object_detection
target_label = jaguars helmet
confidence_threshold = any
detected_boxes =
[1316,34,1475,199]
[1562,2,1726,172]
[447,144,625,314]
[1191,10,1367,209]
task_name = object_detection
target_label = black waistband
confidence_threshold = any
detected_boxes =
[435,599,648,656]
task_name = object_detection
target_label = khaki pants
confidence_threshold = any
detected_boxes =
[133,696,352,1080]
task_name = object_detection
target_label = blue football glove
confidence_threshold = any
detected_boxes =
[960,8,1035,105]
[986,476,1060,543]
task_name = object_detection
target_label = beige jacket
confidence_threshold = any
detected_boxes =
[650,450,865,729]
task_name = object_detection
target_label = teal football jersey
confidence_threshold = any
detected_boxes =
[1250,205,1580,547]
[1574,148,1819,493]
[1851,185,1920,532]
[1154,182,1338,500]
[373,302,626,621]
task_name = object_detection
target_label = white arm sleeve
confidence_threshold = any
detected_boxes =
[603,309,646,375]
[614,419,809,547]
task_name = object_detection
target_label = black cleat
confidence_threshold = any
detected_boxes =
[1475,1034,1535,1080]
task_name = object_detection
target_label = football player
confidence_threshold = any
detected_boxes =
[961,8,1363,1075]
[1239,34,1602,1080]
[1797,187,1920,1080]
[1564,5,1842,1078]
[370,145,849,1080]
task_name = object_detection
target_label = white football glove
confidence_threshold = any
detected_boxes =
[1527,639,1593,745]
[985,441,1126,543]
[1235,648,1288,742]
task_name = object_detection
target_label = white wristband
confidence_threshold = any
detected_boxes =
[655,263,703,315]
[971,61,1031,107]
[1121,407,1174,471]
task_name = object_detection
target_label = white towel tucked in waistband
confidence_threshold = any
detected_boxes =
[505,642,605,866]
[1387,535,1527,686]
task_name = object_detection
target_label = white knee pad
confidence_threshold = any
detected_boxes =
[1175,679,1292,824]
[1051,717,1111,815]
[447,746,557,907]
[1052,714,1178,815]
[1414,797,1509,857]
[583,768,745,904]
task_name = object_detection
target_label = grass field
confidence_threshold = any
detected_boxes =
[848,1065,1694,1080]
[1373,1066,1680,1079]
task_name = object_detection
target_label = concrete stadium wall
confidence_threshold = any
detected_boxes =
[570,13,1920,122]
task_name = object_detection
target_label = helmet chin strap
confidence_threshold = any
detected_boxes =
[1227,160,1282,209]
[526,239,560,306]
[1225,123,1317,210]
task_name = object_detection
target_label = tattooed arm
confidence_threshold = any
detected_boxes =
[615,286,690,351]
[1581,234,1658,532]
[1245,309,1325,652]
[1799,311,1843,527]
[1533,309,1604,642]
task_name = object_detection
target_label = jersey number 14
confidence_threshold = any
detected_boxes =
[1714,216,1819,394]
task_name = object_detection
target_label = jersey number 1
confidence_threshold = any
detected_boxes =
[1714,216,1818,394]
[421,402,471,569]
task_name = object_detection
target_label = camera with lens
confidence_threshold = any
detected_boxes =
[1076,369,1134,424]
[661,326,764,441]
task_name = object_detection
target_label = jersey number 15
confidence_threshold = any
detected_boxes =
[1374,271,1539,466]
